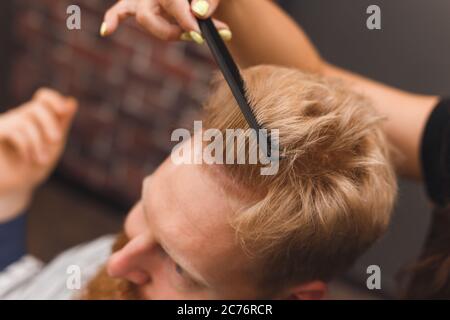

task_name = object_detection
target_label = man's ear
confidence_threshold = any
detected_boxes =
[284,281,327,300]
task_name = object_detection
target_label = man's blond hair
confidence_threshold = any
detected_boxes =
[203,65,397,291]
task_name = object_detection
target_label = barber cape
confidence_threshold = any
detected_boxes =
[0,235,115,300]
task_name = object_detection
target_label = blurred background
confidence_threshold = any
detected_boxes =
[0,0,449,299]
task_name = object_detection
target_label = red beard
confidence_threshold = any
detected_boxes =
[80,232,143,300]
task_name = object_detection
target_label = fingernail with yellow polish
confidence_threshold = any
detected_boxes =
[192,0,209,17]
[189,31,204,45]
[219,29,233,42]
[180,32,192,41]
[100,22,108,37]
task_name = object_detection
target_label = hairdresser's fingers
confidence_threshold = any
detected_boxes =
[211,18,228,29]
[176,18,230,43]
[33,88,78,128]
[58,97,78,132]
[33,88,67,116]
[191,0,221,19]
[0,119,9,141]
[22,116,48,164]
[102,0,139,36]
[34,87,63,101]
[0,109,22,141]
[159,0,199,32]
[29,103,62,144]
[212,18,232,41]
[3,128,29,161]
[136,0,183,41]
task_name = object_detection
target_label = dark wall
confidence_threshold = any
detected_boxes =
[0,1,14,109]
[281,0,450,93]
[280,0,450,296]
[8,0,214,206]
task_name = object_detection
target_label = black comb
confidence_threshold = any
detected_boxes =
[195,17,276,159]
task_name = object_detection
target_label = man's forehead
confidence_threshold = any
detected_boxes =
[144,159,232,228]
[142,160,243,282]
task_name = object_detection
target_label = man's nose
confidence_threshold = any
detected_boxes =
[106,233,154,285]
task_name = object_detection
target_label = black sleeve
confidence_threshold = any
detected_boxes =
[420,98,450,207]
[0,213,27,271]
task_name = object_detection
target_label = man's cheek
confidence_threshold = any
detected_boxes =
[140,269,185,300]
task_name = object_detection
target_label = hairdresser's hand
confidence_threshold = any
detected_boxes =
[0,89,78,222]
[100,0,231,44]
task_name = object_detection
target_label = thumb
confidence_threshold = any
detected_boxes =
[191,0,220,19]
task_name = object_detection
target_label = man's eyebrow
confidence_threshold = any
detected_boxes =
[140,182,210,288]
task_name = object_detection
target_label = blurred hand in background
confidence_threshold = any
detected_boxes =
[100,0,231,44]
[0,89,78,223]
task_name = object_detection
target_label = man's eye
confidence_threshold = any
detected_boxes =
[156,244,167,257]
[175,264,184,275]
[172,263,203,291]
